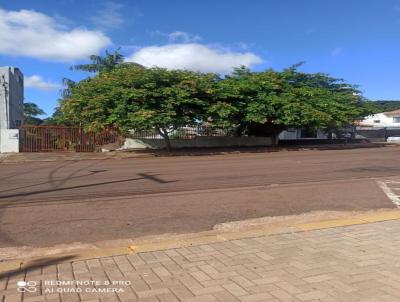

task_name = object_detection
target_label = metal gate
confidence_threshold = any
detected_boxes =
[19,126,121,152]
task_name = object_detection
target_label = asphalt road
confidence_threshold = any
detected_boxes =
[0,146,398,247]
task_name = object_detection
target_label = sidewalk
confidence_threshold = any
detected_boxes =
[0,142,394,164]
[2,219,400,302]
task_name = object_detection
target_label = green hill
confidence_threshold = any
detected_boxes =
[372,100,400,112]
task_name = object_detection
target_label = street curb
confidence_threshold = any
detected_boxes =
[1,143,396,164]
[1,210,400,274]
[127,210,400,253]
[296,211,400,230]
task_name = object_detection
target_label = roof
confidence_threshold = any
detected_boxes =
[383,109,400,117]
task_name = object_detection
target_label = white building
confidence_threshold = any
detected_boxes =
[0,66,24,153]
[359,109,400,128]
[279,128,328,140]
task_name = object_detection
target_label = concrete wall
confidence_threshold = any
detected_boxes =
[0,66,24,129]
[0,129,19,153]
[0,67,23,153]
[121,136,273,150]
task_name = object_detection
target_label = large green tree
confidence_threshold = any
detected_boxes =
[59,63,374,150]
[208,65,373,144]
[60,65,217,150]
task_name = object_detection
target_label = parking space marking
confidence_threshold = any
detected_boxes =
[377,180,400,208]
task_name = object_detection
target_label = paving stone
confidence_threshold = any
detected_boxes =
[213,291,240,302]
[190,271,210,282]
[182,294,217,302]
[303,274,333,283]
[3,220,400,302]
[190,286,224,296]
[239,293,273,302]
[222,283,248,297]
[169,284,194,300]
[136,288,170,299]
[296,290,329,301]
[152,267,171,278]
[156,292,179,302]
[24,296,46,302]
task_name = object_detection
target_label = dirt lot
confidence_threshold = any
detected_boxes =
[0,145,398,248]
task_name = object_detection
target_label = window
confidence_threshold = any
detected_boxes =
[393,117,400,123]
[373,120,380,123]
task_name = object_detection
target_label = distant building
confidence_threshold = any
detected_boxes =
[359,109,400,128]
[0,66,24,129]
[279,128,328,140]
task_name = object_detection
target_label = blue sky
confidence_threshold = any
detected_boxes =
[1,0,399,117]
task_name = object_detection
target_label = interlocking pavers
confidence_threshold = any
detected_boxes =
[2,220,400,302]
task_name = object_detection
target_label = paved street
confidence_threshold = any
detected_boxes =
[0,146,399,248]
[2,219,400,301]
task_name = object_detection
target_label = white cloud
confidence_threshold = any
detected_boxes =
[0,8,111,61]
[331,47,343,57]
[167,31,201,43]
[149,30,201,43]
[126,43,263,74]
[25,75,61,91]
[91,1,124,30]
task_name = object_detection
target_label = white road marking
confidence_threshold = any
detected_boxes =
[377,180,400,208]
[382,180,400,184]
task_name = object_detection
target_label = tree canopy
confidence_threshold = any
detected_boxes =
[369,100,400,112]
[61,49,139,98]
[208,65,372,142]
[71,49,125,73]
[58,62,374,149]
[60,65,217,150]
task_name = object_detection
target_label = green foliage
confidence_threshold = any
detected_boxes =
[59,62,374,149]
[42,106,73,125]
[208,65,373,140]
[60,65,217,150]
[369,100,400,112]
[71,49,125,73]
[23,102,45,125]
[62,49,141,98]
[24,102,45,117]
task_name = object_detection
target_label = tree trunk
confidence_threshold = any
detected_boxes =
[157,127,171,151]
[271,130,278,147]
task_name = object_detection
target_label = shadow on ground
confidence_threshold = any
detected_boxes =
[0,255,76,280]
[130,142,391,157]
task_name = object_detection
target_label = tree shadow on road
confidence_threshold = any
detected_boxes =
[0,255,76,280]
[129,142,391,157]
[0,174,178,202]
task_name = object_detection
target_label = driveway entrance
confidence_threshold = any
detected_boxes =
[19,125,120,152]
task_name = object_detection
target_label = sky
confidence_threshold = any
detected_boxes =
[0,0,400,117]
